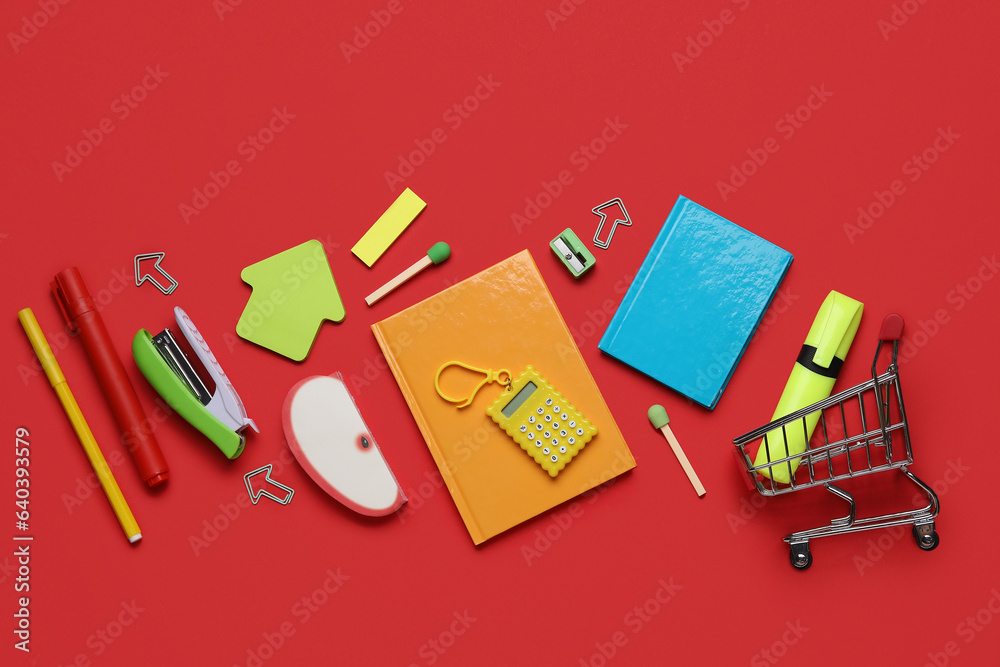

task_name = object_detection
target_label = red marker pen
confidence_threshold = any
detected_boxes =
[52,267,169,487]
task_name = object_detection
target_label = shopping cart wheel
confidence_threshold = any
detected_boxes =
[913,524,939,551]
[789,542,812,570]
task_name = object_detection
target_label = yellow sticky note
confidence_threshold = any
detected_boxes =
[352,188,426,267]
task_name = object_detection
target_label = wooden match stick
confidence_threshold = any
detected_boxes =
[365,242,450,306]
[648,405,706,497]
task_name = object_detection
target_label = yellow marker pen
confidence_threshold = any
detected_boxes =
[18,308,142,543]
[753,291,864,484]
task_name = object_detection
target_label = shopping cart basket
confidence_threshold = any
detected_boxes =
[732,314,940,570]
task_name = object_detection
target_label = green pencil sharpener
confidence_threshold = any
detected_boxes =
[549,229,595,278]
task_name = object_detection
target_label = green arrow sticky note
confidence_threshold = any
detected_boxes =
[237,240,345,361]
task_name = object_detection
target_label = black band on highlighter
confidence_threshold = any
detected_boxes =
[796,345,844,379]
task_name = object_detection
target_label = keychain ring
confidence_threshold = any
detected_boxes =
[435,361,511,408]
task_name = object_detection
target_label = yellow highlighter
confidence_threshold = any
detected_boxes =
[18,308,142,543]
[753,291,863,484]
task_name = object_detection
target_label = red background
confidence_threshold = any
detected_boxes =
[3,1,999,665]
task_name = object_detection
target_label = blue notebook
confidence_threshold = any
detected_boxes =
[598,196,793,409]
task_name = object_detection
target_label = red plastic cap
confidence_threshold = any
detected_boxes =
[146,472,170,487]
[51,267,97,329]
[879,314,904,341]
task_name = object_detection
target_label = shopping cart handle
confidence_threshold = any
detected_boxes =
[879,314,904,341]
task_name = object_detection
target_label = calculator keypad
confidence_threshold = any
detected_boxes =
[485,365,598,478]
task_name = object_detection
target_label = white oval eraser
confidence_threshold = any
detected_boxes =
[283,374,406,516]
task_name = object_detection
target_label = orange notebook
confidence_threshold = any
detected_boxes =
[372,250,636,544]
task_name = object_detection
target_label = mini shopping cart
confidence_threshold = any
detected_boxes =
[732,314,940,570]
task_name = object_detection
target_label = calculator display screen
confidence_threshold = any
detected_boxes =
[501,381,537,418]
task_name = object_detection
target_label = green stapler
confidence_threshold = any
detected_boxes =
[133,306,257,459]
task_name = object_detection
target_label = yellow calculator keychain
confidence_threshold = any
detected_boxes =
[435,362,597,477]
